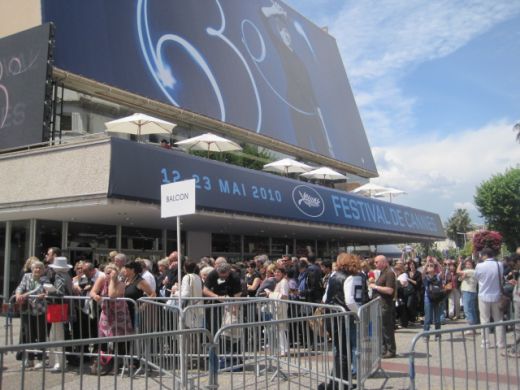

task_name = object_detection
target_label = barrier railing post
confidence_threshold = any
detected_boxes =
[207,342,219,390]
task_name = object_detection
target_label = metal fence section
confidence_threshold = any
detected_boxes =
[356,297,386,388]
[0,328,214,390]
[408,319,520,390]
[211,299,358,390]
[2,295,384,389]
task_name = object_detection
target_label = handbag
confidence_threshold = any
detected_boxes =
[46,303,69,323]
[496,261,511,312]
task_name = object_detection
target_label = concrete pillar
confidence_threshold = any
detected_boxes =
[186,231,211,262]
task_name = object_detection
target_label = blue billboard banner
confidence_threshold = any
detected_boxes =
[42,0,377,173]
[108,138,444,238]
[0,23,53,150]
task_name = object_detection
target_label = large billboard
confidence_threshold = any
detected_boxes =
[109,138,444,239]
[41,0,377,173]
[0,23,53,150]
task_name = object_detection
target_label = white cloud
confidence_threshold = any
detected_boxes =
[329,0,520,81]
[370,121,520,221]
[323,1,520,146]
[453,202,478,213]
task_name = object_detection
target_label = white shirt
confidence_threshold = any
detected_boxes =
[344,274,364,312]
[474,259,502,303]
[397,273,409,287]
[142,270,156,292]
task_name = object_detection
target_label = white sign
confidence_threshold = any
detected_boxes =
[161,179,196,218]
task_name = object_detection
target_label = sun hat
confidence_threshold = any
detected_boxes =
[49,256,73,271]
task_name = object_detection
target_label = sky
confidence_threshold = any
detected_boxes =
[284,0,520,226]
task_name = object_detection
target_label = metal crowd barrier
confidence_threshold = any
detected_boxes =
[213,304,356,390]
[2,294,383,389]
[408,319,520,390]
[356,297,386,388]
[0,328,215,390]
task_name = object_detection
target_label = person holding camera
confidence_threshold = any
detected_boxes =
[457,258,479,335]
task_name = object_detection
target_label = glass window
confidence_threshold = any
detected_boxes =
[271,237,293,257]
[121,226,162,251]
[9,220,31,295]
[317,240,329,259]
[166,229,185,255]
[211,234,241,254]
[35,220,62,260]
[243,236,269,258]
[295,239,315,258]
[68,222,117,250]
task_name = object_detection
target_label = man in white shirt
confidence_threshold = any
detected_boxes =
[474,247,506,349]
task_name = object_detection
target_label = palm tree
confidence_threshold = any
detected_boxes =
[514,122,520,143]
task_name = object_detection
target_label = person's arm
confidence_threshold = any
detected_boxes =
[138,279,156,297]
[107,272,123,298]
[248,277,261,292]
[203,286,219,298]
[90,273,106,302]
[15,274,29,304]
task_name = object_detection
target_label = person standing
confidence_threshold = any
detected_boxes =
[457,258,479,334]
[474,247,506,349]
[369,255,396,358]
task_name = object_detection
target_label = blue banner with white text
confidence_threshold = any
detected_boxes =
[108,138,444,238]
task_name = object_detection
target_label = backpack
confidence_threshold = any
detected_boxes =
[427,276,446,303]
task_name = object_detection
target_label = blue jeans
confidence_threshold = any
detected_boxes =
[462,291,478,325]
[424,297,441,331]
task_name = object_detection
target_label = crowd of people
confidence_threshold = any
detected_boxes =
[13,244,520,381]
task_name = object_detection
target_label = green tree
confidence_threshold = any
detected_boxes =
[474,168,520,252]
[445,208,473,248]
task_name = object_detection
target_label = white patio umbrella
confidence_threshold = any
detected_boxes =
[175,132,242,156]
[104,113,177,141]
[300,166,347,181]
[374,187,407,203]
[351,182,391,197]
[263,158,312,175]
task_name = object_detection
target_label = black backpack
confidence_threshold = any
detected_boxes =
[427,276,446,303]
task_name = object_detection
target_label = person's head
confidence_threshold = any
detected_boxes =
[298,260,308,272]
[136,258,152,272]
[464,258,475,269]
[23,256,40,273]
[374,255,389,271]
[104,263,119,279]
[31,260,45,279]
[158,258,169,273]
[274,267,286,282]
[108,251,118,262]
[393,263,404,276]
[214,257,228,268]
[480,247,495,259]
[184,260,199,275]
[321,260,332,274]
[407,261,417,272]
[246,260,256,272]
[114,253,127,269]
[74,261,85,276]
[215,262,232,280]
[168,251,178,267]
[425,262,436,275]
[336,253,361,275]
[82,262,96,278]
[266,263,277,278]
[200,266,214,282]
[123,261,142,279]
[45,247,61,264]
